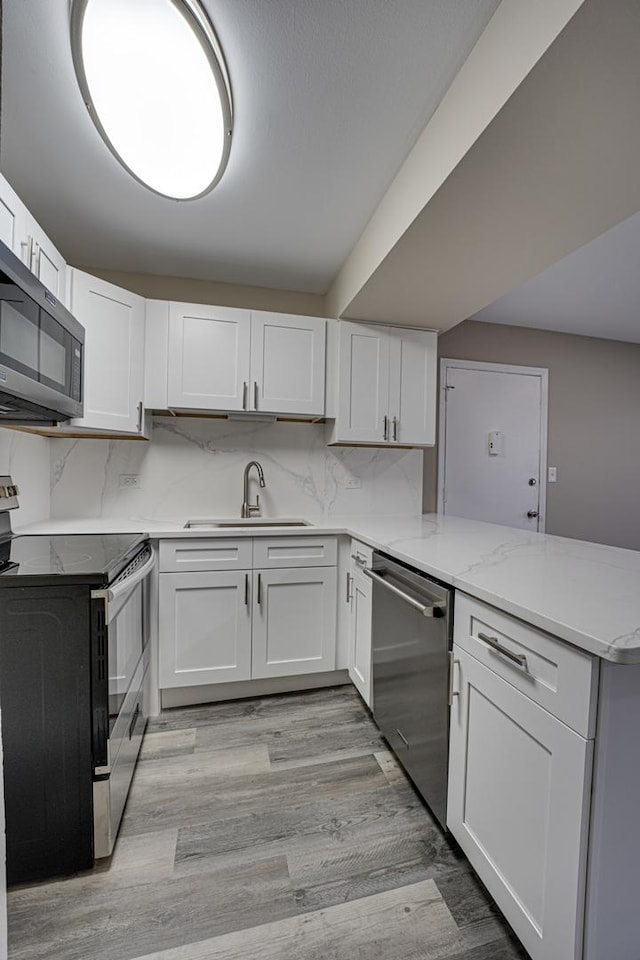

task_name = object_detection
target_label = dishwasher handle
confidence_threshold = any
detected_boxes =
[363,566,446,618]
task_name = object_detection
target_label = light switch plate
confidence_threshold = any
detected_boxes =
[342,477,361,490]
[119,474,141,489]
[548,467,557,483]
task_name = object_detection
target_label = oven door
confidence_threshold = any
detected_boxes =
[91,544,155,857]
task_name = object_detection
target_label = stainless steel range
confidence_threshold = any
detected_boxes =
[0,479,155,883]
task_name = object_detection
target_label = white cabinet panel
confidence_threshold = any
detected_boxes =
[448,646,592,960]
[159,571,252,687]
[69,270,145,434]
[250,312,325,416]
[252,567,337,679]
[167,303,250,411]
[388,327,437,446]
[252,536,337,569]
[26,214,67,305]
[0,173,27,258]
[348,563,372,707]
[328,321,437,447]
[159,539,253,573]
[335,321,389,444]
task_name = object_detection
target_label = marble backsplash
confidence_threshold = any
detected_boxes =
[49,417,423,521]
[0,430,50,529]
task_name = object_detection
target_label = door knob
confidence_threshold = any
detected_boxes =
[527,510,539,519]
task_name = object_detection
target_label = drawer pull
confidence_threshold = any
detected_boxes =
[350,553,367,567]
[478,631,528,670]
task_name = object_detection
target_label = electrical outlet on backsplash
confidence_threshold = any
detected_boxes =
[48,418,423,521]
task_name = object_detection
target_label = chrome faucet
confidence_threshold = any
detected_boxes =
[241,460,266,518]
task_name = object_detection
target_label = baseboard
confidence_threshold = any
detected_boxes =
[160,670,351,709]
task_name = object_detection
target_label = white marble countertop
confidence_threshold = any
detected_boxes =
[17,513,640,664]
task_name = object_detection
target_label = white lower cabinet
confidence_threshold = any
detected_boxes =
[159,571,252,687]
[158,537,338,691]
[448,645,592,960]
[252,567,337,679]
[347,541,373,707]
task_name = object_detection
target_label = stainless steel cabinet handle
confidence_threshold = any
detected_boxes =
[383,415,388,441]
[242,382,248,410]
[350,553,366,567]
[136,401,143,432]
[448,652,460,706]
[20,236,33,269]
[244,573,249,606]
[395,729,410,749]
[346,572,353,603]
[254,381,259,410]
[362,567,445,618]
[392,416,398,441]
[478,631,528,669]
[257,572,262,605]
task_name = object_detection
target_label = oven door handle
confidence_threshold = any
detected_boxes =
[363,566,445,618]
[92,550,156,613]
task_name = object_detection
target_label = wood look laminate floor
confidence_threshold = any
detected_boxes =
[7,686,530,960]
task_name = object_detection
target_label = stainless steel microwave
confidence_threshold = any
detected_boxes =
[0,238,84,424]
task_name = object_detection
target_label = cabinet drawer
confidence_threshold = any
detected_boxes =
[253,536,337,569]
[454,593,598,737]
[159,539,252,572]
[350,539,373,571]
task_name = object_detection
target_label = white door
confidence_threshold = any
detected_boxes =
[158,571,252,687]
[250,312,325,416]
[439,360,547,530]
[388,328,437,446]
[336,321,390,444]
[69,270,145,434]
[252,567,337,679]
[27,214,67,305]
[0,173,27,259]
[348,564,373,707]
[448,646,592,960]
[167,303,251,411]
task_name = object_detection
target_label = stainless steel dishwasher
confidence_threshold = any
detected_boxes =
[365,551,453,829]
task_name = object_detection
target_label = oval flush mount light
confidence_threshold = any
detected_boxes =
[70,0,233,200]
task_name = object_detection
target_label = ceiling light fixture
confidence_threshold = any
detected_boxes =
[70,0,233,200]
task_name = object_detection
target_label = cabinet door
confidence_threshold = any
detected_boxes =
[448,646,592,960]
[0,172,28,259]
[252,567,337,679]
[249,312,325,416]
[158,571,252,688]
[167,303,250,411]
[69,270,145,434]
[348,564,373,707]
[335,321,389,443]
[27,214,67,306]
[388,327,437,446]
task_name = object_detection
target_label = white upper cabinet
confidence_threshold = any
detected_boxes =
[388,327,437,446]
[0,173,68,306]
[165,304,326,417]
[334,322,390,444]
[327,320,437,447]
[250,312,325,416]
[25,214,67,306]
[0,173,28,258]
[68,270,146,435]
[167,303,251,411]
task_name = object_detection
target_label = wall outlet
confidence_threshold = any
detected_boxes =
[342,477,361,490]
[548,467,557,483]
[119,474,141,489]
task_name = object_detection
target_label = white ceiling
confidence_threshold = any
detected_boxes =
[472,211,640,343]
[1,0,501,293]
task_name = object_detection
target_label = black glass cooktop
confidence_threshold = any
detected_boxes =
[0,534,146,584]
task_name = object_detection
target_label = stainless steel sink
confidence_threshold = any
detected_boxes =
[184,518,313,529]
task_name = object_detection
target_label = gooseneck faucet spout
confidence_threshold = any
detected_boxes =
[241,461,266,518]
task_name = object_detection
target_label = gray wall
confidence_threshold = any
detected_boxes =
[424,320,640,551]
